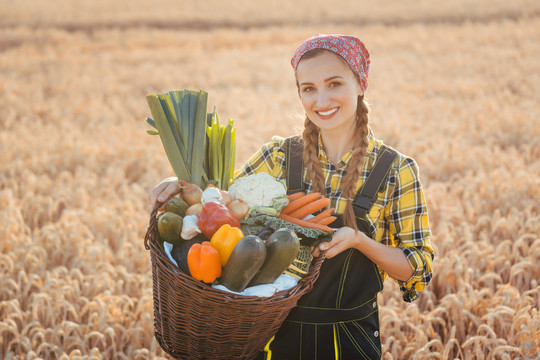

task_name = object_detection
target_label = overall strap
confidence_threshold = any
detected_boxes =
[285,137,399,220]
[284,135,304,194]
[352,145,399,220]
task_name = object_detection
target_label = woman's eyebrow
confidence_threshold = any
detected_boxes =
[299,75,344,86]
[324,75,344,82]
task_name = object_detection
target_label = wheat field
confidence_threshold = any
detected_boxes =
[1,1,539,359]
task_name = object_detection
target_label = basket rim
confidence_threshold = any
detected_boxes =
[144,203,326,303]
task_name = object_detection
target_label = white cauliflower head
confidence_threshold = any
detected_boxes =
[228,172,286,209]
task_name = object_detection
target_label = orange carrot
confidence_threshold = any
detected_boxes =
[306,208,335,223]
[288,197,330,219]
[317,216,337,226]
[287,192,305,203]
[281,192,321,215]
[278,213,334,233]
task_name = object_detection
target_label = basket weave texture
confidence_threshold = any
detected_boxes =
[144,206,326,360]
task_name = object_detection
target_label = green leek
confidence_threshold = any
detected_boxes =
[145,89,236,189]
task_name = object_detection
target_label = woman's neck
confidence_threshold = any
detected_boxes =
[320,130,356,165]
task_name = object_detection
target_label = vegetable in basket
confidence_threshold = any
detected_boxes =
[157,212,183,245]
[146,90,236,191]
[219,234,267,292]
[179,180,203,206]
[172,234,205,276]
[200,185,223,205]
[226,199,249,220]
[185,203,203,217]
[210,224,244,266]
[198,201,241,239]
[249,228,300,286]
[187,241,222,283]
[165,197,189,217]
[227,172,289,217]
[278,192,335,233]
[181,214,201,240]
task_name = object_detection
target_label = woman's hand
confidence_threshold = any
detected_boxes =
[311,227,360,258]
[313,226,414,282]
[148,177,181,209]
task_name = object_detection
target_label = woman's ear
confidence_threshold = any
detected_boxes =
[356,78,364,96]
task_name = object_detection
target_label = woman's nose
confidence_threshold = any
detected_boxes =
[316,90,331,107]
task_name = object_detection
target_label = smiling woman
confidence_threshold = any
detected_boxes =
[149,33,434,360]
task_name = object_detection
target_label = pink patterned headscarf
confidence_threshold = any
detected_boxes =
[291,34,371,93]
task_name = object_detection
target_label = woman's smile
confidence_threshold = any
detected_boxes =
[316,107,339,118]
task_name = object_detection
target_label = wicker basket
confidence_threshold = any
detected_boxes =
[144,206,326,360]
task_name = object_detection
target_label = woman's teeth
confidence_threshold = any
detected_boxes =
[317,108,338,116]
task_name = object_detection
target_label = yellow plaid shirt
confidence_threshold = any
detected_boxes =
[233,131,434,302]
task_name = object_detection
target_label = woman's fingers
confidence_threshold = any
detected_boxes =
[319,239,346,259]
[148,177,180,208]
[319,227,358,258]
[148,183,165,207]
[160,180,182,200]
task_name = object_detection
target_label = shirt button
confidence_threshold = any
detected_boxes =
[374,331,379,337]
[372,301,377,308]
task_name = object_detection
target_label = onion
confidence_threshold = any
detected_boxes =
[227,199,249,220]
[179,180,203,206]
[220,190,233,205]
[185,203,203,217]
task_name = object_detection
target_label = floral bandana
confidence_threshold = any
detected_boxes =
[291,34,371,93]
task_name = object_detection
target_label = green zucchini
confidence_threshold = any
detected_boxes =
[219,235,267,292]
[248,228,300,287]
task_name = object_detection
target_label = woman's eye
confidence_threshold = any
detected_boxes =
[329,82,341,88]
[302,87,314,92]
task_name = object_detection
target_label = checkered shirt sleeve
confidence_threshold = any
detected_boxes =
[386,156,434,302]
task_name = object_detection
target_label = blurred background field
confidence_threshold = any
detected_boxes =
[1,1,539,359]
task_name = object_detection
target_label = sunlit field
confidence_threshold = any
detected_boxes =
[1,1,539,359]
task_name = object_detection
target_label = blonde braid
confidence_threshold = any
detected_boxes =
[341,95,371,231]
[302,118,326,194]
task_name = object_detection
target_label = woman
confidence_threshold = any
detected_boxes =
[149,34,434,359]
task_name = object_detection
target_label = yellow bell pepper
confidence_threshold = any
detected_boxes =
[210,224,244,266]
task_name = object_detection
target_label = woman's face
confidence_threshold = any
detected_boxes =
[296,51,363,134]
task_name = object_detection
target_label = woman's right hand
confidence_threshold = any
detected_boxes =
[148,177,181,209]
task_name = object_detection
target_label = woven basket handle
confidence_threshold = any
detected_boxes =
[144,202,163,250]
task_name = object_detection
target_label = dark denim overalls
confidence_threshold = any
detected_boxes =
[257,136,398,359]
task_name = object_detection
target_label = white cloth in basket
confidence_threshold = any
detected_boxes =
[212,274,299,297]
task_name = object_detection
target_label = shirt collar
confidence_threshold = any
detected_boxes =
[365,128,376,156]
[317,128,377,170]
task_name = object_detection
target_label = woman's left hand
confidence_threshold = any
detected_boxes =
[312,226,415,282]
[311,227,364,258]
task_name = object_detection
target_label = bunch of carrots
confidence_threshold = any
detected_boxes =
[278,192,336,233]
